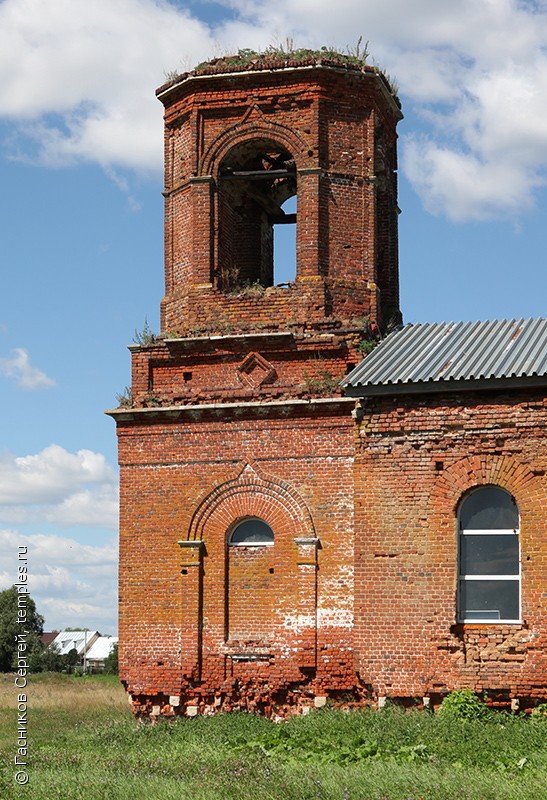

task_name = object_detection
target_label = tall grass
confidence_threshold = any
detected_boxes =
[0,671,128,710]
[0,674,545,799]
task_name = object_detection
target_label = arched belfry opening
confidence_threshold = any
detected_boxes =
[217,138,296,292]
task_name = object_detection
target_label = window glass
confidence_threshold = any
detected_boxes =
[460,534,519,575]
[459,580,520,621]
[459,486,518,530]
[230,518,274,545]
[458,486,520,623]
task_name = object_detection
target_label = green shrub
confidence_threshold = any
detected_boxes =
[530,702,547,720]
[133,317,157,346]
[358,338,376,355]
[437,689,488,721]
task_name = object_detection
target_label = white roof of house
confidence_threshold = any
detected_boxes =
[50,630,100,655]
[85,636,118,661]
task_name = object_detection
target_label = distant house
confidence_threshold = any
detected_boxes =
[41,631,59,647]
[50,630,100,666]
[85,636,118,673]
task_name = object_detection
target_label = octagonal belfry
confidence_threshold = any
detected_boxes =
[157,53,402,336]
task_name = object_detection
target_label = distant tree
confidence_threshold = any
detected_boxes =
[103,643,118,675]
[64,627,95,632]
[29,642,64,673]
[0,586,44,671]
[65,648,80,672]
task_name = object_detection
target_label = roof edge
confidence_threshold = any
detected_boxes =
[344,373,547,398]
[106,396,355,422]
[157,60,402,118]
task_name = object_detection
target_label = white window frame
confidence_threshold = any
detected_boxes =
[458,527,521,624]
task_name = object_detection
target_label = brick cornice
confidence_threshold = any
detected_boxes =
[106,396,355,423]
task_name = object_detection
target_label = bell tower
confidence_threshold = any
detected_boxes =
[158,53,402,336]
[111,53,403,719]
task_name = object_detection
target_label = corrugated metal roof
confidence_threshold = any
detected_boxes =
[343,318,547,395]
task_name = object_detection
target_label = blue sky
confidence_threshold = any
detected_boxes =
[0,0,546,634]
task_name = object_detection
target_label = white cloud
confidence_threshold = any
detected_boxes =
[0,0,218,171]
[0,528,118,632]
[0,445,118,528]
[47,486,119,528]
[220,0,547,220]
[0,347,55,389]
[404,137,539,221]
[2,1,547,219]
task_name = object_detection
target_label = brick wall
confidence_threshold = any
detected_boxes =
[353,388,547,707]
[115,400,357,717]
[129,331,362,407]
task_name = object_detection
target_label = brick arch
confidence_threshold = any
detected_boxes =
[429,454,538,518]
[187,463,316,543]
[201,119,309,176]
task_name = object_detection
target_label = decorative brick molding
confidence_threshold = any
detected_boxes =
[236,352,277,388]
[429,454,538,513]
[178,540,204,679]
[188,462,316,542]
[294,537,320,668]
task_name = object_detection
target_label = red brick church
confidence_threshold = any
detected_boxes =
[108,52,547,718]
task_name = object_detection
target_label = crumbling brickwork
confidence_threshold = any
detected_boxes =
[116,400,357,717]
[110,55,402,717]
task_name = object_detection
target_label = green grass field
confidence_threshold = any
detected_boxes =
[0,674,546,799]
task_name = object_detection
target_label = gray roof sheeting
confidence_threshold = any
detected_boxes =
[343,318,547,395]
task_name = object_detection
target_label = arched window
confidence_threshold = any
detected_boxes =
[458,486,520,623]
[229,517,274,546]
